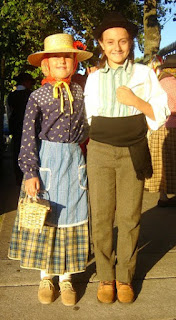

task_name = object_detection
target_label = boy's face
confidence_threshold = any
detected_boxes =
[48,53,74,80]
[99,27,132,69]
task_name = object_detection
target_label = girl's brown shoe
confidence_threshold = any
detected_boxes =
[38,279,55,304]
[59,281,77,306]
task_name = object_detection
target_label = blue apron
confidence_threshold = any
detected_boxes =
[38,140,88,227]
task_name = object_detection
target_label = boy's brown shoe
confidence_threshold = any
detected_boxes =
[116,281,134,303]
[59,281,77,306]
[97,281,116,303]
[38,279,55,304]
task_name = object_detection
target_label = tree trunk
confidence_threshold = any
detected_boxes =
[143,0,161,63]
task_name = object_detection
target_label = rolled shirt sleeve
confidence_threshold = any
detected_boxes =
[144,68,170,130]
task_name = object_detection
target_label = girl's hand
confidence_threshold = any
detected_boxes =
[116,86,135,106]
[25,177,40,197]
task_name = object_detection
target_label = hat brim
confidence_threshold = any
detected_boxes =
[93,21,138,40]
[28,49,93,67]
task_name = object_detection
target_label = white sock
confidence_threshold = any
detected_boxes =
[40,270,52,280]
[59,273,71,282]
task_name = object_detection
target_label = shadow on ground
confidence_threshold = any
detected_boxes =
[83,200,176,300]
[133,202,176,297]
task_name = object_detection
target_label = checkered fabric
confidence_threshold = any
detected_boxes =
[145,126,176,193]
[8,209,89,275]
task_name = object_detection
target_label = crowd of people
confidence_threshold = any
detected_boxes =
[6,11,175,307]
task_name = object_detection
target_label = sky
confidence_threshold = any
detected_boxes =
[135,13,176,58]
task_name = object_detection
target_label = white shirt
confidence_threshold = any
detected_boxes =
[84,62,170,130]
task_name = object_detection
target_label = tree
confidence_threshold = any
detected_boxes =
[143,0,161,62]
[53,0,143,65]
[0,0,146,94]
[0,0,62,156]
[143,0,176,63]
[0,0,175,158]
[0,0,64,90]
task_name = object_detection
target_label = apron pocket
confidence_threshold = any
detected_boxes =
[78,164,88,190]
[39,167,52,191]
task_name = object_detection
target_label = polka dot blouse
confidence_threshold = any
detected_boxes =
[18,82,88,180]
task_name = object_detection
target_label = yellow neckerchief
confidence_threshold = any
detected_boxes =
[53,81,74,114]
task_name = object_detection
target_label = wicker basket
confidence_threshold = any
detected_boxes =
[18,194,51,233]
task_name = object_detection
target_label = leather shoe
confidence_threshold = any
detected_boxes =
[59,281,77,306]
[38,279,55,304]
[97,281,116,303]
[116,281,134,303]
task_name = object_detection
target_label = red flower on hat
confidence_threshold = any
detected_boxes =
[73,41,87,51]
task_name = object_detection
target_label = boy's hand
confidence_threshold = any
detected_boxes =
[116,86,135,106]
[25,177,40,197]
[116,85,155,120]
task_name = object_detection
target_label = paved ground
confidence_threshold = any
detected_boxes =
[0,146,176,320]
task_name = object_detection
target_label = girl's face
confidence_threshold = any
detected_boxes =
[48,52,74,80]
[99,27,132,69]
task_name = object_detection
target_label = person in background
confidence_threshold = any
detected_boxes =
[7,73,35,185]
[84,12,170,304]
[72,72,87,90]
[145,54,176,207]
[8,33,92,305]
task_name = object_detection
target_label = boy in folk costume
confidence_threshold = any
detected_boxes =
[8,33,92,305]
[84,12,170,304]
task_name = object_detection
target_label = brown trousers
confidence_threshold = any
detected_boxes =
[87,139,144,283]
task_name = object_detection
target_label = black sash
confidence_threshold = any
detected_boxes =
[89,114,153,180]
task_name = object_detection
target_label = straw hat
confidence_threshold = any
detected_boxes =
[93,12,138,40]
[28,33,93,67]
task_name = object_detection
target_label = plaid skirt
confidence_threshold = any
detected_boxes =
[145,126,176,193]
[8,187,89,275]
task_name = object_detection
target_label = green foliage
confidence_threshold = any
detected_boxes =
[0,0,175,94]
[0,0,62,92]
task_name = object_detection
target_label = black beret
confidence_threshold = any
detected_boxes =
[93,12,138,40]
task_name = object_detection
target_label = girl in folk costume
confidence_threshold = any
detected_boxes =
[84,12,170,304]
[145,54,176,207]
[8,33,92,306]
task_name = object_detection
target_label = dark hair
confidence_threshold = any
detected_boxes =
[14,72,35,85]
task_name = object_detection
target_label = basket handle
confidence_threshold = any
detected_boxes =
[37,190,50,201]
[23,190,49,203]
[24,193,38,203]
